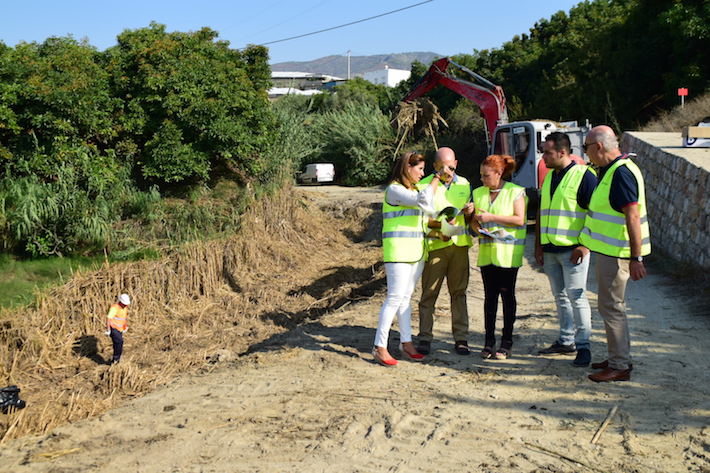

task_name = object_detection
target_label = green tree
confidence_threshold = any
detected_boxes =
[106,23,275,185]
[0,36,120,182]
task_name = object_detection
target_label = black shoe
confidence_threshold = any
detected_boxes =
[573,348,591,367]
[454,340,470,355]
[417,340,431,355]
[538,341,576,355]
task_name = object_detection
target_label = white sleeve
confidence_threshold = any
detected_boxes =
[386,183,436,217]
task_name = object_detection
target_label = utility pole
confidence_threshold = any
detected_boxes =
[347,50,351,80]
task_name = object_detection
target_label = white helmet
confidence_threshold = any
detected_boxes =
[118,294,131,305]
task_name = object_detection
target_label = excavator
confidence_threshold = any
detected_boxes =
[404,57,590,203]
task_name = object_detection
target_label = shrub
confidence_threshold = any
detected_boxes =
[311,101,394,186]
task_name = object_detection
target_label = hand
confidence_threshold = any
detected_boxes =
[570,246,589,265]
[535,245,544,266]
[475,210,493,224]
[104,330,111,336]
[437,165,454,183]
[629,260,646,281]
[462,203,474,217]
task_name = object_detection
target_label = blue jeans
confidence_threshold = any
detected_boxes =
[110,328,124,363]
[543,250,591,350]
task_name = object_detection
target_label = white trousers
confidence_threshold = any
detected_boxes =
[374,259,425,348]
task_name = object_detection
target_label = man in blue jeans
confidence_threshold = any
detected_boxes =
[535,132,597,367]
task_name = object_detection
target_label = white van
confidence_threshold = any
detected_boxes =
[298,163,335,184]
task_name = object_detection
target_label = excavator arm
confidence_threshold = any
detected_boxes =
[403,57,508,143]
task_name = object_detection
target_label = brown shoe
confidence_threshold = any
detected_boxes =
[591,360,633,370]
[588,367,631,382]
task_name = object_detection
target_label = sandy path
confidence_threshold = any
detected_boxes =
[0,186,708,473]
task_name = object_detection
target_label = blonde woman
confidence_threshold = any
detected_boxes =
[373,152,453,366]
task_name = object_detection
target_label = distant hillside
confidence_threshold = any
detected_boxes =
[271,52,441,77]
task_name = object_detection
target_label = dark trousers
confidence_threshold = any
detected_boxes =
[480,265,519,349]
[110,328,124,363]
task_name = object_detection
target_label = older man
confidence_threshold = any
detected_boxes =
[576,125,650,382]
[416,147,474,355]
[536,132,597,367]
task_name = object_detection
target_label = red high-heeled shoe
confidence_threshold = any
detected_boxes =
[399,343,425,361]
[372,348,398,366]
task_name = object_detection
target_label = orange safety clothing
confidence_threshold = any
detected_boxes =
[107,304,128,331]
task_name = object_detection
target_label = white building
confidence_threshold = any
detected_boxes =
[361,66,411,87]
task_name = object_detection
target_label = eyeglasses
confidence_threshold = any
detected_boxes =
[582,142,596,152]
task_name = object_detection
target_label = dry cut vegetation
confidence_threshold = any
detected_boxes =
[640,92,710,132]
[0,187,382,442]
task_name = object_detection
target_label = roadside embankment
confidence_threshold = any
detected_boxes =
[0,187,382,442]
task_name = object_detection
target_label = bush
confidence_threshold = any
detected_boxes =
[0,167,116,257]
[311,101,394,186]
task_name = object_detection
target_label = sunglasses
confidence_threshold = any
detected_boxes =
[582,142,597,152]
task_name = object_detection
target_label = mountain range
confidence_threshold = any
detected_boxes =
[270,51,441,78]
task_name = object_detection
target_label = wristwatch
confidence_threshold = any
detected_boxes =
[631,255,643,263]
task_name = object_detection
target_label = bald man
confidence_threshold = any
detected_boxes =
[576,125,651,382]
[416,147,475,355]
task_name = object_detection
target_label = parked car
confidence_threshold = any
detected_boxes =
[297,163,335,184]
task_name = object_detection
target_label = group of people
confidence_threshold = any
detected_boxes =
[374,125,650,383]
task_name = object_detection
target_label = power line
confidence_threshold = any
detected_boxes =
[257,0,434,46]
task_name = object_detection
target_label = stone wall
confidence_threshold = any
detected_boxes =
[621,132,710,269]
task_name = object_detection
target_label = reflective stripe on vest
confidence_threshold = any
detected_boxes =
[107,304,128,331]
[382,183,425,263]
[539,164,589,246]
[417,174,473,251]
[578,158,651,258]
[473,182,528,268]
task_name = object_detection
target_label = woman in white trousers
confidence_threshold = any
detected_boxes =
[373,151,453,366]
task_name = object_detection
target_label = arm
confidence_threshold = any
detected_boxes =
[623,203,646,280]
[476,193,526,227]
[106,306,115,333]
[534,207,543,266]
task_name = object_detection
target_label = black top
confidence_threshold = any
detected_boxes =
[542,161,598,253]
[598,155,639,213]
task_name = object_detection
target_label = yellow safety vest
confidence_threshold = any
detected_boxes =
[417,174,473,251]
[579,158,651,258]
[473,182,528,268]
[539,164,591,247]
[107,304,128,331]
[382,183,426,263]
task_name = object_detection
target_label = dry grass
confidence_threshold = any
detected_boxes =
[392,99,448,156]
[640,92,710,132]
[0,186,382,442]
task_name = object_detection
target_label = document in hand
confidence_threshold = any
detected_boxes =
[477,227,516,241]
[436,206,462,221]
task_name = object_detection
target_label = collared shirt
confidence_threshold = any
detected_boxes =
[598,155,639,213]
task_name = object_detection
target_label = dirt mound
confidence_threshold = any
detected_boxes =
[0,187,382,441]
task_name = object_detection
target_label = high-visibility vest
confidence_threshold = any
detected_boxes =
[107,304,128,331]
[473,182,528,268]
[579,157,651,258]
[539,164,591,247]
[382,183,426,263]
[417,174,473,252]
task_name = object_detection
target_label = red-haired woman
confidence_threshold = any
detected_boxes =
[471,155,528,360]
[373,151,453,366]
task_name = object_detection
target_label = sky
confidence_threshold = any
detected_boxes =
[1,0,583,64]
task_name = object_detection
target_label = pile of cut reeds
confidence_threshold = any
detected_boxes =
[392,99,448,155]
[0,187,382,442]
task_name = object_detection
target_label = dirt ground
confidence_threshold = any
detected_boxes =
[0,185,708,473]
